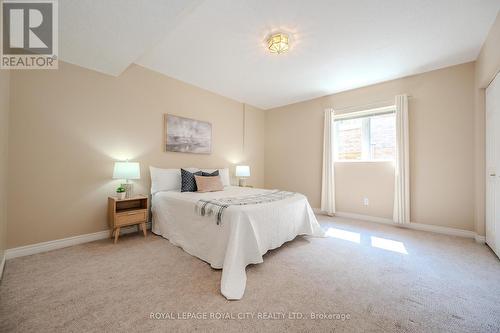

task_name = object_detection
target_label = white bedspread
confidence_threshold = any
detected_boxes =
[151,186,324,300]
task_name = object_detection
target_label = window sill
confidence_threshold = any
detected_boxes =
[334,160,394,163]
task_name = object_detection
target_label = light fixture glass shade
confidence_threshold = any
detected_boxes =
[235,165,250,177]
[267,33,289,54]
[113,162,141,180]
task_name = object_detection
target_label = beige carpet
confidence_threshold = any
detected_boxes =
[1,215,499,333]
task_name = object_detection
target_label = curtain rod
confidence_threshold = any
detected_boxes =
[331,95,412,113]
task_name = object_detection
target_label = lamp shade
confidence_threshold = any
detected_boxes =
[235,165,250,177]
[113,162,141,180]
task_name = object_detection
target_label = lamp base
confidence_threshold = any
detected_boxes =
[121,183,133,198]
[238,178,247,187]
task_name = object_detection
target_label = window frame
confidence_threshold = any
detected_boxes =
[333,105,396,163]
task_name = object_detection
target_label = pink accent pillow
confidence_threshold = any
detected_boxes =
[195,175,224,192]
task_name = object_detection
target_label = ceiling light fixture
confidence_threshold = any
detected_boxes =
[267,33,289,54]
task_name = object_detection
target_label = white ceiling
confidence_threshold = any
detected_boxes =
[60,0,500,109]
[59,0,202,75]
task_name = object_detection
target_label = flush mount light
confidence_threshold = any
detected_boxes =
[267,33,289,54]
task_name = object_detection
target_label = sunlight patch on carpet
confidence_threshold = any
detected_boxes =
[325,228,361,243]
[370,236,408,254]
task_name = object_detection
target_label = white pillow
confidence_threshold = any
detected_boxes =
[187,167,231,187]
[149,166,181,194]
[217,168,231,187]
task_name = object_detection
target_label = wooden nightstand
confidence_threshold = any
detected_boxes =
[108,195,148,244]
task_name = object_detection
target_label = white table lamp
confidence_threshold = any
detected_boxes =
[235,165,250,187]
[113,161,140,198]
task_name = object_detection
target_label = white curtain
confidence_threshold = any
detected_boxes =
[393,95,410,224]
[321,109,336,215]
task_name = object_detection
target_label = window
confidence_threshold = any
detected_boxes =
[334,108,395,161]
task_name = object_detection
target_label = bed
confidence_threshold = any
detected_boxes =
[150,168,324,300]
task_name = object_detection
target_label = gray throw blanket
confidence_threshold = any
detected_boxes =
[195,190,296,225]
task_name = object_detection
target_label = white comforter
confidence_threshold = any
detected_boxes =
[151,186,324,300]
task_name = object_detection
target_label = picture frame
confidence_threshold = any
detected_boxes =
[164,114,212,154]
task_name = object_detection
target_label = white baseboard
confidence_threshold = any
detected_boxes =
[0,253,5,280]
[4,211,487,261]
[334,211,395,226]
[406,221,476,238]
[475,234,486,244]
[5,222,152,260]
[316,209,481,240]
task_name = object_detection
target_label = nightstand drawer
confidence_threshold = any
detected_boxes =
[115,211,147,226]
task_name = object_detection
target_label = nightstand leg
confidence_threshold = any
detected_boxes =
[114,227,120,244]
[141,223,147,238]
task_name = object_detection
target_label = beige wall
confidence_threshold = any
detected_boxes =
[335,162,394,219]
[474,13,500,236]
[7,62,264,248]
[266,63,476,230]
[0,70,9,260]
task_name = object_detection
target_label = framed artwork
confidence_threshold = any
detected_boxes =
[164,114,212,154]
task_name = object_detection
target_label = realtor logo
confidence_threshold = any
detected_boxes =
[1,0,58,69]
